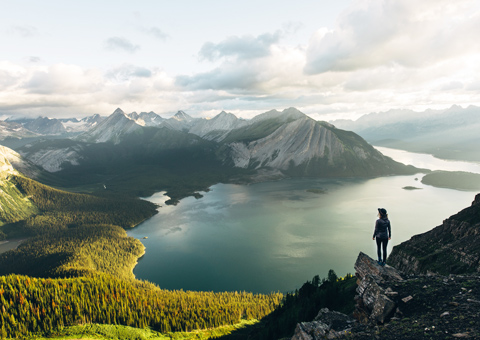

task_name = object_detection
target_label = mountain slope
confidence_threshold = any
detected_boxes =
[161,110,199,131]
[0,121,38,140]
[389,193,480,274]
[223,111,415,177]
[60,114,105,133]
[127,111,164,126]
[0,147,39,227]
[75,108,141,144]
[18,139,85,173]
[23,117,67,135]
[189,111,248,141]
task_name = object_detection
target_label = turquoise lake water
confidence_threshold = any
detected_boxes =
[127,148,480,293]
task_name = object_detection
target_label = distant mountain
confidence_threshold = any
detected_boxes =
[60,114,105,133]
[161,110,199,131]
[189,111,248,141]
[127,111,164,126]
[23,117,67,135]
[389,193,480,275]
[0,121,38,140]
[75,108,142,144]
[330,105,480,162]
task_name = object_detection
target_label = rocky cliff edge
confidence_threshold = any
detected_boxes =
[291,252,480,339]
[388,193,480,275]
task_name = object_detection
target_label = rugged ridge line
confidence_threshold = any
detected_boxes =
[388,193,480,275]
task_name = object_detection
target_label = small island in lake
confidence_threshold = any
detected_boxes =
[403,186,422,190]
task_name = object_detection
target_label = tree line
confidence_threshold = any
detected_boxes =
[219,270,357,340]
[0,273,283,338]
[0,175,283,338]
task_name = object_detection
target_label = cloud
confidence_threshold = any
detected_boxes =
[0,61,27,90]
[105,64,153,81]
[23,64,103,95]
[199,31,281,62]
[9,25,39,38]
[304,0,480,74]
[177,43,310,95]
[104,37,140,53]
[0,62,180,118]
[27,56,42,63]
[144,26,169,41]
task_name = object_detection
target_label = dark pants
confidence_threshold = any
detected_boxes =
[376,238,388,262]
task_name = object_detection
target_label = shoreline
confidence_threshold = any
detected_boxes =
[0,238,26,254]
[130,245,146,281]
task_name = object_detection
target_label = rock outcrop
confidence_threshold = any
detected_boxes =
[291,252,480,339]
[388,193,480,275]
[353,252,404,324]
[291,308,357,340]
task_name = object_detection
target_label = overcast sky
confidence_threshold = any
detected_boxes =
[1,0,480,120]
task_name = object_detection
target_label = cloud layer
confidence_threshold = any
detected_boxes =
[1,0,480,120]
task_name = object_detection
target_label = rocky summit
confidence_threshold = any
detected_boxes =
[291,252,480,339]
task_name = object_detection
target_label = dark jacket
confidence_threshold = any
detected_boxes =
[373,217,391,239]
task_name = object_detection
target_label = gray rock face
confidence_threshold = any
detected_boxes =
[388,193,480,275]
[24,117,67,135]
[75,108,141,144]
[127,111,164,126]
[354,252,404,324]
[229,117,339,170]
[189,111,247,141]
[161,111,198,131]
[291,308,356,340]
[0,121,38,140]
[20,145,84,173]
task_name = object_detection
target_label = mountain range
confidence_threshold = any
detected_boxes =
[330,105,480,162]
[2,107,418,201]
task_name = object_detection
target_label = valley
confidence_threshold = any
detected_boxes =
[0,106,479,339]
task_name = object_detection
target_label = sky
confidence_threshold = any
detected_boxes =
[1,0,480,121]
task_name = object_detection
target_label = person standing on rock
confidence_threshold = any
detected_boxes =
[373,208,391,266]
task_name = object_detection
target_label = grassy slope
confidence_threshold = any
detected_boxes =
[0,174,38,230]
[34,320,260,340]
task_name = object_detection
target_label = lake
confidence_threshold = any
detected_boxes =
[127,148,480,294]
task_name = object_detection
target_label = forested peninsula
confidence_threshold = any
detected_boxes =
[0,175,283,338]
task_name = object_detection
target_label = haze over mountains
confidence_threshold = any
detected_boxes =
[330,105,480,162]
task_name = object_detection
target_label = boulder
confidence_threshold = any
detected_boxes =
[354,252,404,324]
[291,308,356,340]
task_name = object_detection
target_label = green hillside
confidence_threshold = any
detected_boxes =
[0,174,283,339]
[0,274,282,339]
[0,174,38,230]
